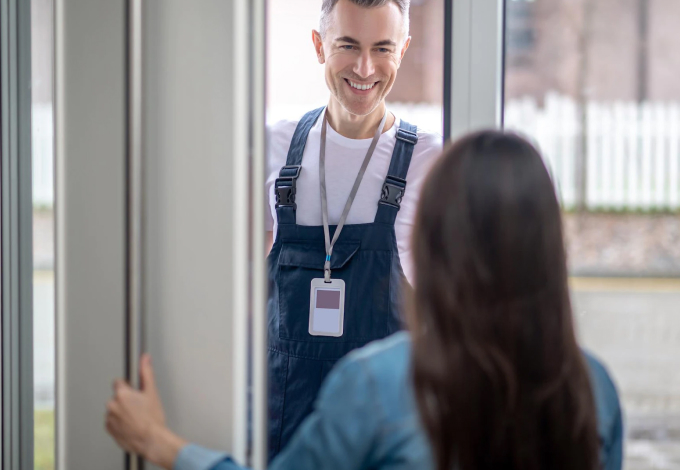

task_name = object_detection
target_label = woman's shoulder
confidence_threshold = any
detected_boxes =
[286,333,430,470]
[345,332,412,378]
[581,350,623,450]
[323,332,412,401]
[582,351,620,408]
[335,333,415,415]
[316,332,413,423]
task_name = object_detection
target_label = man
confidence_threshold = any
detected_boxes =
[106,0,442,466]
[265,0,440,459]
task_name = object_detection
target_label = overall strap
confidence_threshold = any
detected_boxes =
[374,119,418,225]
[275,107,325,225]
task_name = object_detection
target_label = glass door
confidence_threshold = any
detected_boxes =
[504,0,680,467]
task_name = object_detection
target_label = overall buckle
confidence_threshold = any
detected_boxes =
[380,176,407,209]
[275,165,302,209]
[396,128,418,145]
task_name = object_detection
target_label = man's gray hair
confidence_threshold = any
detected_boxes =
[320,0,410,39]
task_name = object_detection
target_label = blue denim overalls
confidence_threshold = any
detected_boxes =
[267,107,418,459]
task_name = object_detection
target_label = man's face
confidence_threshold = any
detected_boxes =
[314,0,410,117]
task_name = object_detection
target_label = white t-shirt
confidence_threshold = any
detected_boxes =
[266,110,442,285]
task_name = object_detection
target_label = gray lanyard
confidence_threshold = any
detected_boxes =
[320,109,388,282]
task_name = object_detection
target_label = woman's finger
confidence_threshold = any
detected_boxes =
[105,415,120,437]
[106,399,121,416]
[140,354,158,396]
[106,422,132,454]
[112,378,126,391]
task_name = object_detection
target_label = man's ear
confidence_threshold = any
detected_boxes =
[312,30,325,64]
[398,36,411,67]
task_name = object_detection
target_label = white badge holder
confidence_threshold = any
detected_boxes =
[309,278,345,337]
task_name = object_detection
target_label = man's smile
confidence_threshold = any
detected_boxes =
[344,78,379,94]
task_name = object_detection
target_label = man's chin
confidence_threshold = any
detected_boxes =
[338,97,382,117]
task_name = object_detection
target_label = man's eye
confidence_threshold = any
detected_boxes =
[341,45,355,51]
[377,48,390,53]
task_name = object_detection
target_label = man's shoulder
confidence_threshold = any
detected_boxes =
[266,116,305,169]
[394,121,442,179]
[267,118,300,141]
[392,116,442,157]
[393,112,442,147]
[413,127,443,153]
[267,107,325,140]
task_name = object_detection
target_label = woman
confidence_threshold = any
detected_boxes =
[106,131,623,470]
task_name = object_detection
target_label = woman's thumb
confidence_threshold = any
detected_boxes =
[140,354,158,395]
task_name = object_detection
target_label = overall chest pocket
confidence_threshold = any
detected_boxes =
[277,241,392,343]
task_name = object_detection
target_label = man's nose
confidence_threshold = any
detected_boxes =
[353,51,375,79]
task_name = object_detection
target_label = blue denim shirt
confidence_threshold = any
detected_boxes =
[174,332,623,470]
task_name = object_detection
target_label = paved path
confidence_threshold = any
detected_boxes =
[572,278,680,470]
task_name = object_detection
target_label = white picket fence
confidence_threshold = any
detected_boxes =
[505,94,680,211]
[31,98,680,211]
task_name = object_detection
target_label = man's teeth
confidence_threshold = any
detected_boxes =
[349,80,375,91]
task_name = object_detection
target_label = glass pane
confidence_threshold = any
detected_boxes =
[504,0,680,468]
[32,0,54,469]
[264,0,444,456]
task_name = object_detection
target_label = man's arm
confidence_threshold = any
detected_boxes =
[266,230,273,254]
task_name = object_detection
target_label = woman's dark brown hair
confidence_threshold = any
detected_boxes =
[410,131,600,470]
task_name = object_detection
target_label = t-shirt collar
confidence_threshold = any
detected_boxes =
[315,108,400,149]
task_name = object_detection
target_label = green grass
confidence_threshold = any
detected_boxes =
[35,409,54,470]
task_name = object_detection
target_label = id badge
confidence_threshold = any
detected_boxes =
[309,278,345,337]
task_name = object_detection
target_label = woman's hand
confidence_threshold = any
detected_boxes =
[106,354,187,469]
